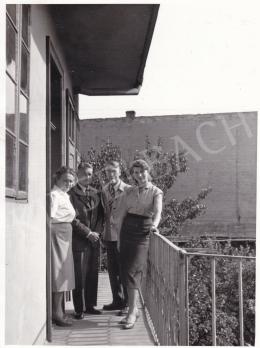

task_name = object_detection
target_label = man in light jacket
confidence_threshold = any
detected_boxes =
[102,160,131,312]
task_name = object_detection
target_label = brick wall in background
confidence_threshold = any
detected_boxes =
[80,112,257,238]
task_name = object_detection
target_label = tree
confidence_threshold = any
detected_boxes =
[81,136,212,237]
[185,238,255,346]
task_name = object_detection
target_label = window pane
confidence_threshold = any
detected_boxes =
[6,131,16,189]
[6,18,16,79]
[69,153,74,169]
[22,5,29,46]
[76,124,80,148]
[19,142,28,191]
[6,77,16,132]
[68,104,72,138]
[6,5,16,25]
[72,111,75,141]
[21,44,29,93]
[19,93,28,143]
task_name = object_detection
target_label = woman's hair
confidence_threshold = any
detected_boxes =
[129,159,151,175]
[54,166,76,184]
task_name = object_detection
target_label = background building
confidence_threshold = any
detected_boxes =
[80,111,257,238]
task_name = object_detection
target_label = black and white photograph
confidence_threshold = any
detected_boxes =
[1,0,259,346]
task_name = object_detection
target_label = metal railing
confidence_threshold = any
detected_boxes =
[141,232,256,346]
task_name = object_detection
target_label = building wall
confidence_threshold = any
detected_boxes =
[80,112,257,238]
[5,6,74,344]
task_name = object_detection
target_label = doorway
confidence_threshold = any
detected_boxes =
[46,37,64,342]
[50,58,62,179]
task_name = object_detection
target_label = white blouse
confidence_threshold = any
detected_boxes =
[50,185,76,223]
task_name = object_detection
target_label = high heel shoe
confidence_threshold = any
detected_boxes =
[119,308,140,324]
[119,316,129,324]
[122,310,140,329]
[123,316,136,330]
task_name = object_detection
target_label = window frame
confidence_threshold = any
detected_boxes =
[6,4,30,200]
[66,90,76,144]
[66,89,81,169]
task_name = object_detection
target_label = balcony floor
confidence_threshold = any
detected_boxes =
[49,273,155,346]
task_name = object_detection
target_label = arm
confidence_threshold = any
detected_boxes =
[96,191,105,234]
[151,193,163,231]
[72,218,91,238]
[50,191,58,220]
[69,191,92,238]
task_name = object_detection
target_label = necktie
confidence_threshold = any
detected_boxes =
[109,184,116,198]
[108,184,116,210]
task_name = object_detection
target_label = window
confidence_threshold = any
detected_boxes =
[68,101,75,142]
[6,5,30,199]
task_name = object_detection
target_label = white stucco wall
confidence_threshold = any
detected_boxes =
[5,5,74,344]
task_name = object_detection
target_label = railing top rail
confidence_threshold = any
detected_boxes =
[155,232,255,261]
[154,232,187,254]
[185,251,256,260]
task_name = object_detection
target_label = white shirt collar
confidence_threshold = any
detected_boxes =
[78,182,87,193]
[110,179,122,192]
[137,181,152,190]
[53,184,67,195]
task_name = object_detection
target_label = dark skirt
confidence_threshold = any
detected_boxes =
[120,213,152,289]
[51,222,75,292]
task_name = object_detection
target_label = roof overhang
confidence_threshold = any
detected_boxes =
[49,4,159,96]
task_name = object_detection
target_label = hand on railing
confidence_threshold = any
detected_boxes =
[150,225,159,234]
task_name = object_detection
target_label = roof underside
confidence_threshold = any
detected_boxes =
[49,4,159,95]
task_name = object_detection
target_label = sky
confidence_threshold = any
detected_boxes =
[79,0,259,119]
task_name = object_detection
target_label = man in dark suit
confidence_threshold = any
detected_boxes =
[69,162,103,319]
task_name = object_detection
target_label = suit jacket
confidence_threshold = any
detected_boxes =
[101,180,131,242]
[69,184,103,252]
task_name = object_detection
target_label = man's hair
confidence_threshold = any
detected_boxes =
[105,160,120,169]
[78,162,93,171]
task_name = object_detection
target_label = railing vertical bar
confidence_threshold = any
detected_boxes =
[142,234,255,348]
[238,259,244,346]
[185,255,190,346]
[179,252,187,345]
[211,257,217,346]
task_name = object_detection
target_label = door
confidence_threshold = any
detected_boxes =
[46,36,64,342]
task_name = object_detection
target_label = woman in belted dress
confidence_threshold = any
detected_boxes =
[119,159,163,329]
[50,166,76,327]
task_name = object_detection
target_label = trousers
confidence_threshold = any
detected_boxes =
[72,242,99,313]
[105,241,128,306]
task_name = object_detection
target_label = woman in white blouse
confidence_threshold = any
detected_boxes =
[119,159,163,329]
[50,166,76,327]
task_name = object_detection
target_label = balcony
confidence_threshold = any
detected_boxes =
[50,233,255,346]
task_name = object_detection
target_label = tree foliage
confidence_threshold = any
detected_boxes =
[81,139,255,345]
[184,238,255,346]
[82,137,212,237]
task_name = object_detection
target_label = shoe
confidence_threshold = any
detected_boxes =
[119,309,139,324]
[120,316,129,324]
[74,312,84,320]
[103,302,125,311]
[122,314,137,330]
[123,321,135,329]
[52,317,72,327]
[85,307,102,315]
[117,307,129,316]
